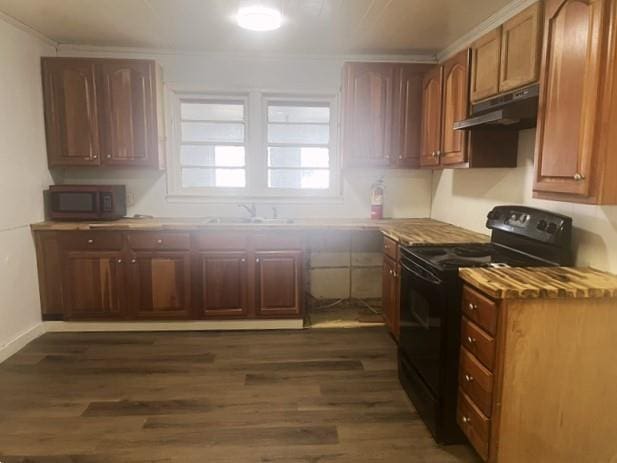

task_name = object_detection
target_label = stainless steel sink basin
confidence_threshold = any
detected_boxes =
[202,217,294,225]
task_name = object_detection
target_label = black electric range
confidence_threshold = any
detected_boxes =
[397,206,573,444]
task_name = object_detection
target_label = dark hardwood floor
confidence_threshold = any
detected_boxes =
[0,327,479,462]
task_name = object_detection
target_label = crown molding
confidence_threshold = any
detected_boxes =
[56,43,437,64]
[437,0,540,62]
[0,10,58,48]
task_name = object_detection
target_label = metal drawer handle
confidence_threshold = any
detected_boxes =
[87,239,94,244]
[467,302,478,311]
[464,374,474,383]
[467,336,476,345]
[462,416,471,424]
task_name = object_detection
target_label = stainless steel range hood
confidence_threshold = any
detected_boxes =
[454,84,539,130]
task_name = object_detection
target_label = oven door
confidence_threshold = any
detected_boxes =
[399,257,445,397]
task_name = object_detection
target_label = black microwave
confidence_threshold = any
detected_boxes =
[47,185,127,221]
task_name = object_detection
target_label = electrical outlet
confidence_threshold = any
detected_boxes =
[126,190,136,207]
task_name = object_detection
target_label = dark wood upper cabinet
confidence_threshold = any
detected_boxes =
[198,252,250,318]
[42,58,101,167]
[255,250,303,317]
[534,0,617,204]
[127,251,191,319]
[341,63,395,168]
[98,60,160,167]
[341,62,430,169]
[420,65,444,168]
[41,57,163,169]
[441,50,471,166]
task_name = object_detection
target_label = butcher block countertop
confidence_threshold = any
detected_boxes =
[30,217,491,246]
[460,267,617,300]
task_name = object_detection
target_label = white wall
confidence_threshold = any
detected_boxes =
[431,129,617,273]
[0,18,55,352]
[57,48,433,219]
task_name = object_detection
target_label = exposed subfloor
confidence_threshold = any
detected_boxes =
[0,327,480,462]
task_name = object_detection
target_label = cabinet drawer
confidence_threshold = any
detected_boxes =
[461,285,498,335]
[252,232,304,250]
[383,236,398,261]
[459,347,494,417]
[461,317,496,370]
[457,389,490,461]
[127,232,190,250]
[195,232,249,250]
[62,232,123,250]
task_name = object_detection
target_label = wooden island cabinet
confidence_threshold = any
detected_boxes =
[457,267,617,462]
[33,230,305,321]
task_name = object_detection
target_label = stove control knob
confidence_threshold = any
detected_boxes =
[546,223,558,234]
[537,220,548,231]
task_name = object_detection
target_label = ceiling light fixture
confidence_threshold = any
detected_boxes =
[237,5,282,31]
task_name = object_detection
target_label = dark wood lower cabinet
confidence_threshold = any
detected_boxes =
[198,251,250,318]
[127,251,192,319]
[35,230,305,321]
[255,251,303,317]
[63,250,126,320]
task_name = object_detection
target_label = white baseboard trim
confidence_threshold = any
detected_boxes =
[0,323,46,363]
[43,319,304,332]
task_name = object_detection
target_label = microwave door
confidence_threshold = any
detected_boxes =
[52,191,99,214]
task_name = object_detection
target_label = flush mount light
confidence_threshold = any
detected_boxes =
[237,5,282,31]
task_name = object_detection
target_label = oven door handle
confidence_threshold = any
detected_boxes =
[401,262,442,286]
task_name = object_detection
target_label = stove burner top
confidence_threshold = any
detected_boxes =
[404,243,547,273]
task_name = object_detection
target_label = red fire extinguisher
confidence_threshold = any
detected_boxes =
[370,177,384,220]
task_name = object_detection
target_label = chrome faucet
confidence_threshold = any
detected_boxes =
[238,203,257,218]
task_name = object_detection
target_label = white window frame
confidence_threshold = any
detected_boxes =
[166,87,341,202]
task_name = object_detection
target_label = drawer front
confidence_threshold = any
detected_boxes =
[62,232,123,250]
[127,232,190,250]
[252,232,304,250]
[457,389,490,461]
[461,317,496,370]
[195,232,249,250]
[383,236,398,261]
[462,285,498,335]
[459,347,494,417]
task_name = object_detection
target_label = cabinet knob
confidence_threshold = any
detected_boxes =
[117,259,123,264]
[92,155,98,159]
[87,239,94,244]
[467,302,477,311]
[130,259,136,264]
[393,271,397,278]
[156,239,163,244]
[464,374,474,383]
[256,258,260,263]
[399,155,403,160]
[241,258,246,263]
[462,416,471,424]
[106,154,112,159]
[573,173,585,181]
[466,336,476,345]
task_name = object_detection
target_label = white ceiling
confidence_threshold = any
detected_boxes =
[0,0,515,55]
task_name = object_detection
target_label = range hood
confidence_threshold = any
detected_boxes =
[454,84,539,130]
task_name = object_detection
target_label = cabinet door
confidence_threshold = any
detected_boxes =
[41,58,100,167]
[420,65,443,167]
[98,60,159,167]
[127,251,191,319]
[342,63,395,167]
[63,251,125,319]
[441,50,471,166]
[392,65,428,168]
[198,252,250,318]
[499,2,543,93]
[470,28,502,102]
[255,251,303,317]
[534,0,607,198]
